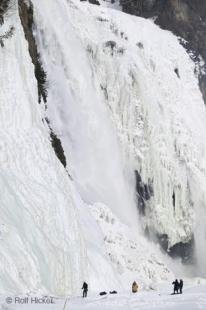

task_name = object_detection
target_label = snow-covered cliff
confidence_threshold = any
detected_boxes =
[0,2,87,295]
[0,0,205,296]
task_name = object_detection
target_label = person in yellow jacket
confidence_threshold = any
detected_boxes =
[132,281,139,293]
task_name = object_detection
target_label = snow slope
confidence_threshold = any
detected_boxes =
[0,0,206,297]
[0,282,206,310]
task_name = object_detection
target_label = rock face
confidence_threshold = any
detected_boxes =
[0,0,10,25]
[18,0,67,168]
[120,0,206,103]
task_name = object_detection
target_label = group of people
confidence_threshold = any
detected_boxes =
[81,279,184,298]
[172,279,183,294]
[81,281,139,298]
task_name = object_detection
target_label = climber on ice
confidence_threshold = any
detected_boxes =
[82,282,88,298]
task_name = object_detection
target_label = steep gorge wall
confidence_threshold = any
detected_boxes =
[0,0,86,294]
[120,0,206,103]
[18,0,67,168]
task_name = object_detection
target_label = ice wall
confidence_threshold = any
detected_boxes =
[0,0,173,295]
[32,0,139,226]
[0,2,86,295]
[32,0,206,272]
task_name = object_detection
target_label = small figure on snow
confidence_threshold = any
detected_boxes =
[179,279,183,294]
[172,279,179,294]
[82,282,88,298]
[132,281,139,293]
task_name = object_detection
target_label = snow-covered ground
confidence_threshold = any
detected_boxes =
[67,286,206,310]
[69,283,206,310]
[1,281,206,310]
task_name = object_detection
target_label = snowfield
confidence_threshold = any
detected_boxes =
[0,281,206,310]
[0,0,205,302]
[68,283,206,310]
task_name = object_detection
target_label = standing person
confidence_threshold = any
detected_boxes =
[132,281,139,293]
[179,279,183,294]
[82,282,88,298]
[172,279,179,294]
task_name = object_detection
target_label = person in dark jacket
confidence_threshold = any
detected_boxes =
[179,279,183,294]
[82,282,88,298]
[172,279,179,294]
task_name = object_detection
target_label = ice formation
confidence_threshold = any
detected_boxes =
[0,0,206,295]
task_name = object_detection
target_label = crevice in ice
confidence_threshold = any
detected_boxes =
[172,191,175,211]
[174,68,180,78]
[135,170,153,216]
[100,84,109,100]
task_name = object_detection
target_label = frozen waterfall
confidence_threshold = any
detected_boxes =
[0,0,205,295]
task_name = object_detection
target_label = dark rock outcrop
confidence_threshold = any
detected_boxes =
[89,0,100,5]
[18,0,67,168]
[50,130,67,168]
[0,0,11,25]
[18,0,47,104]
[144,230,194,263]
[80,0,100,5]
[120,0,206,103]
[157,233,194,263]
